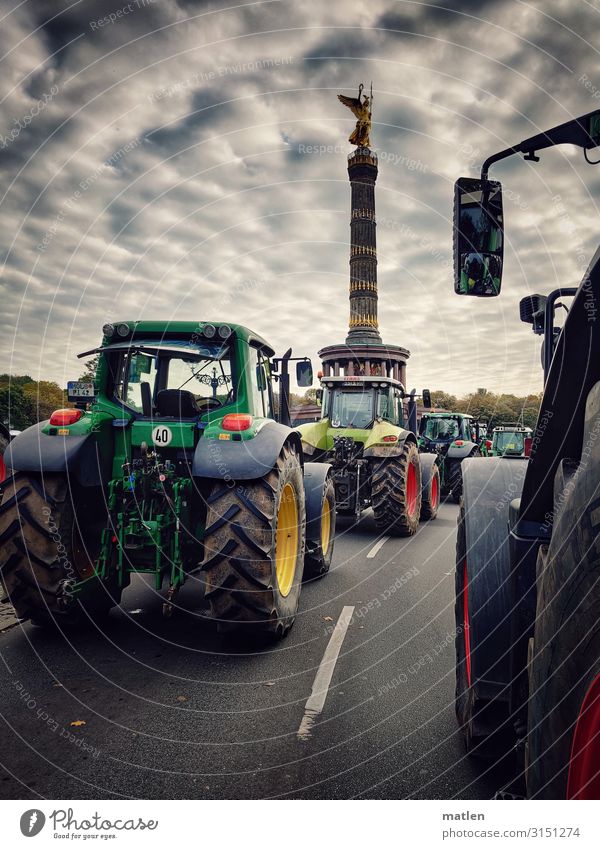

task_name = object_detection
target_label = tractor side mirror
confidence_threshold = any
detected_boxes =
[296,360,313,387]
[422,389,432,409]
[315,388,323,405]
[454,177,504,297]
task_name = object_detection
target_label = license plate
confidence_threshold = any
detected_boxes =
[67,381,95,400]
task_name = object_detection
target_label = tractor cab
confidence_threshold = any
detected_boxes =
[490,424,533,457]
[418,412,474,454]
[320,375,406,435]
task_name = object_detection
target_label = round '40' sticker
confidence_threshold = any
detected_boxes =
[152,425,173,446]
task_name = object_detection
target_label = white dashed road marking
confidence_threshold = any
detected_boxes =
[297,605,355,741]
[367,536,390,559]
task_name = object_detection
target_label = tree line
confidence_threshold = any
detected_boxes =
[1,371,542,433]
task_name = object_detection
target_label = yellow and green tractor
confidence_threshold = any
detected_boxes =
[297,374,440,534]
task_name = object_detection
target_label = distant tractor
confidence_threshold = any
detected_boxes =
[418,411,482,502]
[489,423,533,458]
[452,109,600,798]
[297,374,440,534]
[0,322,335,638]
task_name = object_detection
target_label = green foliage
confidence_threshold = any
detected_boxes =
[429,388,542,430]
[78,354,100,382]
[22,381,67,422]
[0,384,36,430]
[0,375,67,429]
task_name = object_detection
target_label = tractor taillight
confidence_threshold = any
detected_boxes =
[485,440,492,450]
[222,414,253,432]
[49,409,83,426]
[454,439,464,446]
[382,435,398,442]
[524,437,533,457]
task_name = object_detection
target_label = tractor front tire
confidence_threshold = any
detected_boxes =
[372,441,421,536]
[304,474,335,581]
[0,473,120,628]
[202,443,306,638]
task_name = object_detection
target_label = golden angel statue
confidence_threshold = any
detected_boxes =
[337,83,373,148]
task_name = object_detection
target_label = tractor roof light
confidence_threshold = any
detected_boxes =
[222,413,253,432]
[116,322,130,337]
[50,409,83,426]
[218,324,232,339]
[103,323,115,338]
[203,323,216,339]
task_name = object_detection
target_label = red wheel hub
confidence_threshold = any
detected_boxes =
[406,461,417,517]
[463,559,472,687]
[567,672,600,799]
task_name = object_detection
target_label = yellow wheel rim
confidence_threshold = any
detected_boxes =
[321,496,332,554]
[275,482,299,597]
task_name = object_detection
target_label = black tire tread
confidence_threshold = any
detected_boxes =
[371,442,421,536]
[202,444,305,637]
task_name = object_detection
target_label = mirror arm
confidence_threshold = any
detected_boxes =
[481,146,519,180]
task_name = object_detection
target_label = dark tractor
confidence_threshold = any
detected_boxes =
[0,322,335,639]
[452,108,600,798]
[418,411,482,502]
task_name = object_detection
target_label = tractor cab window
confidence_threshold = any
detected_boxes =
[422,417,459,440]
[376,388,391,421]
[112,340,234,415]
[331,388,373,429]
[493,431,525,455]
[248,345,273,418]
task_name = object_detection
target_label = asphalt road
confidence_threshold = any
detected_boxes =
[0,502,509,799]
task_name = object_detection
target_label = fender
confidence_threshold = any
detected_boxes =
[447,440,478,460]
[303,461,333,541]
[4,423,109,487]
[418,451,438,495]
[363,428,415,459]
[192,421,303,481]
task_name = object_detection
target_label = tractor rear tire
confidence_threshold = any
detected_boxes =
[449,449,480,503]
[0,473,120,628]
[448,460,463,503]
[420,463,440,521]
[372,441,421,536]
[202,443,306,638]
[526,386,600,798]
[304,474,335,581]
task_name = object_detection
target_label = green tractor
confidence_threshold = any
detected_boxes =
[297,374,440,534]
[0,321,335,638]
[488,423,533,457]
[418,411,483,502]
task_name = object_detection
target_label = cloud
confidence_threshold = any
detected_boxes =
[1,0,599,396]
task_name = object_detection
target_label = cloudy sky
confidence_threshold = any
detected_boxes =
[1,0,599,397]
